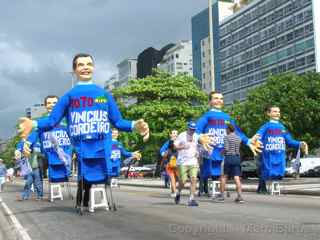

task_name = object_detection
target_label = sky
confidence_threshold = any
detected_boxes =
[0,0,209,140]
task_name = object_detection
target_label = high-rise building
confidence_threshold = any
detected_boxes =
[117,58,137,84]
[193,0,319,104]
[220,0,318,104]
[158,40,193,76]
[137,44,175,78]
[192,0,234,93]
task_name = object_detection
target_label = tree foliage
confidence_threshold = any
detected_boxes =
[228,72,320,153]
[112,70,208,164]
[0,135,20,167]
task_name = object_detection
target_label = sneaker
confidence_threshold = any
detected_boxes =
[188,199,199,207]
[234,196,244,203]
[16,197,27,201]
[213,194,225,203]
[83,206,89,212]
[174,193,180,204]
[170,193,176,198]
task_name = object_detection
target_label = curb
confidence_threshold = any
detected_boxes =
[118,181,320,197]
[12,177,320,197]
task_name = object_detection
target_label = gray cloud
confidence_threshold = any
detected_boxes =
[0,0,208,139]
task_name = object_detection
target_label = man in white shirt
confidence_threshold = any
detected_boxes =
[174,121,199,207]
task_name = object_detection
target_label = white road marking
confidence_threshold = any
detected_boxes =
[0,197,32,240]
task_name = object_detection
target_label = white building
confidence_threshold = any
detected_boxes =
[25,104,46,119]
[117,58,137,85]
[219,0,235,21]
[158,40,193,76]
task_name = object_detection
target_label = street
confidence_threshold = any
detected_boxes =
[0,181,320,240]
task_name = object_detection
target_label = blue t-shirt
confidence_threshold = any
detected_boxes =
[36,83,133,160]
[256,120,300,179]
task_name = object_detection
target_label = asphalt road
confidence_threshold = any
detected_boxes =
[0,182,320,240]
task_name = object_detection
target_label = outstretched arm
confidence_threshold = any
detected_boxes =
[231,119,262,156]
[107,94,149,142]
[284,131,308,154]
[19,94,69,139]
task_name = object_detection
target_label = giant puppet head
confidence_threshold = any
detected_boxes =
[72,53,94,82]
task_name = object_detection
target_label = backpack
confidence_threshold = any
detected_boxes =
[167,155,177,168]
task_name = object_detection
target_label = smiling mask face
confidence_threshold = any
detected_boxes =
[74,56,94,81]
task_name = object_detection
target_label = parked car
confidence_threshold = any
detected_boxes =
[304,166,320,177]
[286,157,320,176]
[241,161,258,179]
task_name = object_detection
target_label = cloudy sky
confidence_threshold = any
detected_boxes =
[0,0,209,139]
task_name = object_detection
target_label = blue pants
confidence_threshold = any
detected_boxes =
[21,168,43,199]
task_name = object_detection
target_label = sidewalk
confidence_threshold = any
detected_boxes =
[117,177,320,196]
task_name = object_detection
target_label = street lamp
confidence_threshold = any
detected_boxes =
[208,0,215,91]
[66,71,76,88]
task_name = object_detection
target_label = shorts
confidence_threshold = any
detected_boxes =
[223,155,241,177]
[166,165,178,178]
[178,165,198,183]
[0,176,5,185]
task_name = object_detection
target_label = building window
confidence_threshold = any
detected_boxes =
[304,9,313,20]
[296,12,304,24]
[176,54,179,59]
[296,57,306,67]
[305,23,313,34]
[287,61,295,70]
[306,54,315,65]
[294,27,304,39]
[295,41,305,54]
[278,64,287,73]
[287,32,294,43]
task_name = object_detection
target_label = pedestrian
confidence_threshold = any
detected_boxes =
[221,123,244,203]
[19,136,44,200]
[160,130,179,197]
[174,121,199,207]
[6,167,14,183]
[14,147,33,200]
[195,91,261,202]
[18,53,149,211]
[0,159,7,192]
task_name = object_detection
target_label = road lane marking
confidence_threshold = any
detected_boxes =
[0,197,32,240]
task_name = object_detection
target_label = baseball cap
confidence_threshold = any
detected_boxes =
[187,121,196,130]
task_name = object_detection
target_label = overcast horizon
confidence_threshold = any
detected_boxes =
[0,0,209,140]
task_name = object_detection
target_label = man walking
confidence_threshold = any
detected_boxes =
[174,121,199,207]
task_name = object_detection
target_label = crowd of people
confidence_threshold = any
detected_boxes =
[159,91,308,206]
[3,53,308,211]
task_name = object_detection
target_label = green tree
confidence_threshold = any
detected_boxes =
[0,135,20,167]
[112,70,208,165]
[228,72,320,152]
